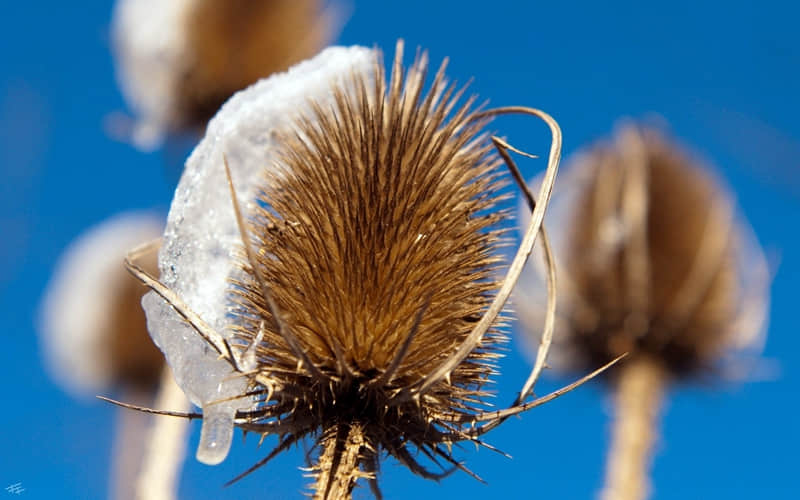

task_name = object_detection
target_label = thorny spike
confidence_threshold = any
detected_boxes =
[97,395,202,419]
[240,320,266,372]
[125,239,236,365]
[225,432,305,487]
[458,354,626,424]
[364,454,383,500]
[432,447,485,484]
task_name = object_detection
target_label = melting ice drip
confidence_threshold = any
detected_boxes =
[142,46,376,464]
[197,404,237,465]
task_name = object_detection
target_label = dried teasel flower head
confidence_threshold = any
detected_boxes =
[517,124,769,381]
[129,43,576,497]
[111,0,333,149]
[516,124,770,500]
[39,212,165,396]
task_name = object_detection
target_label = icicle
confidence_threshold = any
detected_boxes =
[196,403,236,465]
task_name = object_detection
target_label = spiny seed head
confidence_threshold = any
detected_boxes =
[225,46,510,494]
[551,125,766,379]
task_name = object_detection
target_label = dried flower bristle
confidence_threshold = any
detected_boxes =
[562,126,756,378]
[224,47,510,497]
[511,126,768,500]
[177,0,330,127]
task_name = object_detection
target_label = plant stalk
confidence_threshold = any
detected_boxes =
[600,357,666,500]
[134,366,191,500]
[313,423,366,500]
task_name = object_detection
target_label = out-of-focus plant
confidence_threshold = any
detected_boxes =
[516,124,770,500]
[111,0,335,149]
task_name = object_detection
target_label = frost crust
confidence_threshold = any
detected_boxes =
[141,46,376,461]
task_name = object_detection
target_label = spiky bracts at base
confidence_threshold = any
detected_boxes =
[225,47,509,497]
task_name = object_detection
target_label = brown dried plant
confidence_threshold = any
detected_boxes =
[39,213,191,500]
[118,44,617,499]
[519,125,769,500]
[563,127,766,380]
[103,241,189,500]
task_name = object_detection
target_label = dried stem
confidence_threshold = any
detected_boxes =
[600,357,666,500]
[135,366,192,500]
[125,239,235,364]
[312,424,368,500]
[110,388,151,500]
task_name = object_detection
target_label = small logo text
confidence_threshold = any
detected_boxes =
[4,483,24,495]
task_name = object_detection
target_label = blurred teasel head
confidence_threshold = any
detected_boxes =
[518,124,769,380]
[111,0,333,148]
[516,124,770,500]
[40,211,166,395]
[130,42,571,498]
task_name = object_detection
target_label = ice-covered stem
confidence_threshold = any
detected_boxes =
[601,357,666,500]
[135,366,191,500]
[312,424,369,500]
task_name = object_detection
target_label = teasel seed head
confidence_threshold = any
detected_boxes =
[178,0,331,127]
[40,211,165,395]
[111,0,332,148]
[40,212,192,500]
[224,43,511,496]
[516,124,770,500]
[128,39,596,499]
[518,124,769,381]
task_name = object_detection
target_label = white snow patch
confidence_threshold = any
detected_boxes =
[142,45,376,464]
[111,0,194,150]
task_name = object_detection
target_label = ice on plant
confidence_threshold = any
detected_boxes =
[40,212,164,396]
[142,45,377,464]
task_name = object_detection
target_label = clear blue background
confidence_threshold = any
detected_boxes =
[1,1,798,498]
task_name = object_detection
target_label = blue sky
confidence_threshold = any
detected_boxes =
[1,1,798,498]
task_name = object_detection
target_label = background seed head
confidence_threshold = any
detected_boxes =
[39,212,165,395]
[517,125,769,381]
